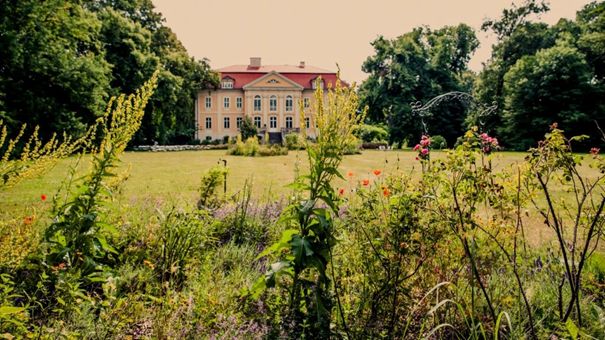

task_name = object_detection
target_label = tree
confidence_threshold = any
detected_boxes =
[0,0,111,137]
[359,25,479,145]
[501,42,598,150]
[239,116,258,140]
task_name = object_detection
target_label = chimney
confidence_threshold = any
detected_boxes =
[249,57,261,68]
[299,61,305,68]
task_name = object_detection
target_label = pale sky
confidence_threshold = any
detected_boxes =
[152,0,594,84]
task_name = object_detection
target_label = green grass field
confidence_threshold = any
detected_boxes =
[1,149,602,246]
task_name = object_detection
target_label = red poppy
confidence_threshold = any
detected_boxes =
[361,179,370,186]
[373,169,382,176]
[338,188,345,196]
[41,194,47,201]
[347,171,354,177]
[383,188,391,197]
[23,216,34,225]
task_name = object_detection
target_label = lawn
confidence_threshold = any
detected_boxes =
[1,149,601,246]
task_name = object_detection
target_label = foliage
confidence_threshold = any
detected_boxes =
[0,0,217,145]
[44,72,157,278]
[431,134,447,149]
[359,24,479,145]
[284,133,305,150]
[475,1,605,149]
[354,123,388,143]
[197,165,228,210]
[239,116,258,141]
[227,135,288,157]
[0,121,89,190]
[154,209,212,288]
[250,77,365,337]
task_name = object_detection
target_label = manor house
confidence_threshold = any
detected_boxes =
[195,57,339,142]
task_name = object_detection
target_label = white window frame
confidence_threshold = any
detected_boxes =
[236,117,243,128]
[285,95,293,112]
[222,80,233,89]
[236,97,243,109]
[270,116,277,129]
[269,95,277,112]
[223,97,230,109]
[254,95,261,112]
[303,97,310,108]
[305,117,310,129]
[224,117,230,129]
[254,116,261,128]
[205,96,211,109]
[285,116,293,129]
[205,117,212,129]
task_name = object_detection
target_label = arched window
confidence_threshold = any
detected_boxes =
[254,95,261,111]
[269,95,277,112]
[285,95,293,112]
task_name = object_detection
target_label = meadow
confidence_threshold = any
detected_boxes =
[2,78,604,339]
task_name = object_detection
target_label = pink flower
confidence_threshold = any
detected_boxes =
[413,144,421,151]
[420,139,430,147]
[491,138,499,146]
[421,148,429,155]
[590,147,600,156]
[480,133,489,140]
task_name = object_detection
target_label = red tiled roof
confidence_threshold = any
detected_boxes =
[218,64,341,90]
[218,64,333,74]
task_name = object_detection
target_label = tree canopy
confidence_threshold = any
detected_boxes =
[0,0,217,144]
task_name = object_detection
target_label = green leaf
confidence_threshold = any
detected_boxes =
[0,306,24,316]
[565,319,578,340]
[255,229,299,260]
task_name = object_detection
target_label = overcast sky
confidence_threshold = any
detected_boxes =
[152,0,594,84]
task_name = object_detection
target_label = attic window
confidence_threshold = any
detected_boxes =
[221,79,234,89]
[268,79,279,84]
[311,78,324,90]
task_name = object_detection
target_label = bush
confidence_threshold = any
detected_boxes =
[227,136,288,156]
[354,124,388,143]
[430,135,447,149]
[284,133,305,150]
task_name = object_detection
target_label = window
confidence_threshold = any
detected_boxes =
[285,116,293,129]
[205,96,211,109]
[305,117,310,129]
[221,79,233,89]
[303,98,310,108]
[312,79,324,90]
[285,95,293,112]
[254,95,261,111]
[254,116,261,128]
[223,97,230,109]
[269,95,277,112]
[270,116,277,129]
[205,117,212,129]
[236,97,243,109]
[224,117,230,129]
[236,117,243,128]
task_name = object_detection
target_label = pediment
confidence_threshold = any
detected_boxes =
[243,71,303,90]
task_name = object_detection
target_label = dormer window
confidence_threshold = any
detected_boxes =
[221,77,234,89]
[311,78,324,90]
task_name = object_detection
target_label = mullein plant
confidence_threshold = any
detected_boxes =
[249,76,365,337]
[43,71,158,280]
[0,120,91,190]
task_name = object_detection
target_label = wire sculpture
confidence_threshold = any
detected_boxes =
[410,91,497,135]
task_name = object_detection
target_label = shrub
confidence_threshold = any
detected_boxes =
[227,136,288,156]
[354,124,388,143]
[198,165,228,210]
[430,134,447,149]
[239,116,258,140]
[284,133,304,150]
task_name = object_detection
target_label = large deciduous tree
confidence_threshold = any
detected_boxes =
[0,0,111,136]
[359,24,479,145]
